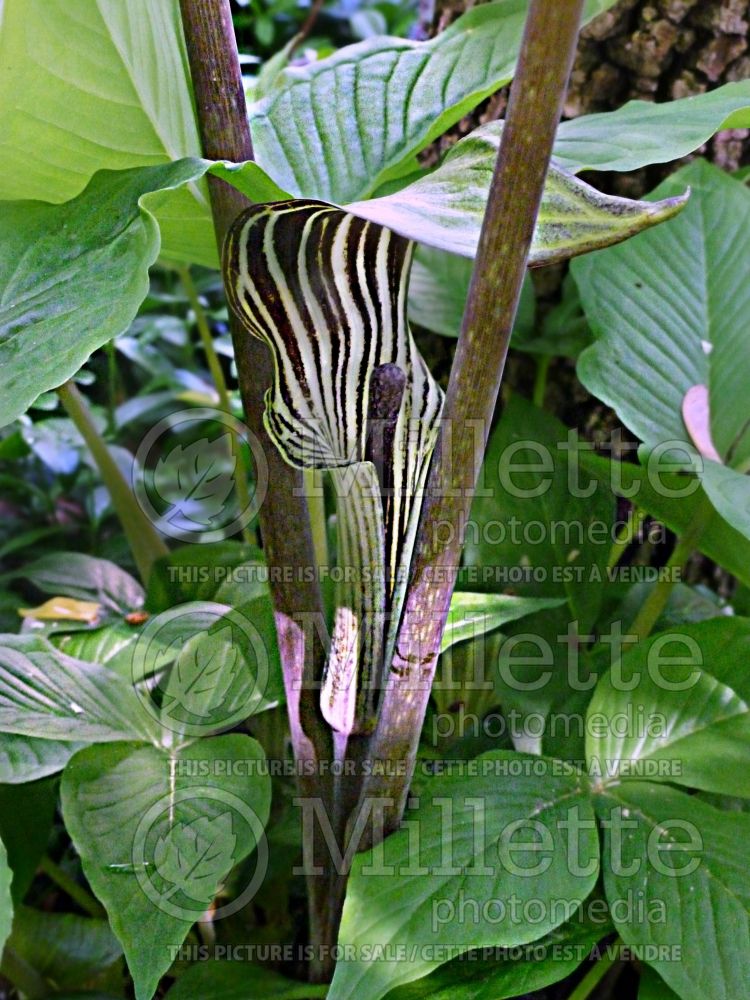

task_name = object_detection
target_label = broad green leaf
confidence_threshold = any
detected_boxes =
[61,736,271,1000]
[0,733,83,784]
[349,122,686,260]
[0,634,159,743]
[555,81,750,174]
[407,248,474,337]
[384,900,611,999]
[17,553,144,613]
[166,960,326,999]
[575,160,750,545]
[0,778,58,902]
[464,395,614,631]
[701,459,750,549]
[407,248,535,341]
[587,624,750,796]
[250,0,620,204]
[0,834,12,957]
[0,159,284,426]
[0,0,209,264]
[442,593,566,653]
[331,751,599,1000]
[597,782,750,1000]
[574,161,750,499]
[6,906,122,991]
[578,452,750,588]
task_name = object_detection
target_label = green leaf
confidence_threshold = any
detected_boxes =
[159,597,284,740]
[578,452,750,589]
[7,906,122,991]
[348,122,687,260]
[0,634,159,743]
[166,960,327,999]
[575,159,750,546]
[0,160,284,425]
[407,248,535,342]
[331,751,599,1000]
[17,553,144,614]
[61,736,271,1000]
[574,161,750,500]
[0,777,58,903]
[250,0,619,204]
[464,395,614,631]
[384,900,611,999]
[0,834,12,957]
[442,593,566,653]
[597,782,750,1000]
[554,81,750,174]
[587,621,750,797]
[0,733,84,784]
[0,0,210,265]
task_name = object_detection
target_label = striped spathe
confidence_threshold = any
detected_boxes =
[224,200,443,734]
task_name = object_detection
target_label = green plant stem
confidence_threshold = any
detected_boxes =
[533,354,551,408]
[177,264,256,546]
[567,943,621,1000]
[0,946,48,999]
[630,500,708,641]
[39,854,105,918]
[57,381,168,583]
[356,0,587,845]
[607,505,647,570]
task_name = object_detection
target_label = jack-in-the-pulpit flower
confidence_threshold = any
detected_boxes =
[224,201,443,734]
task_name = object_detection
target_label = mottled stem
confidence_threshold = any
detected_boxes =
[356,0,587,844]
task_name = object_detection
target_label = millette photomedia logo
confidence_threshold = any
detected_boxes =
[133,407,268,542]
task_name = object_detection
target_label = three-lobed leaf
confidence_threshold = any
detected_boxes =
[574,160,750,543]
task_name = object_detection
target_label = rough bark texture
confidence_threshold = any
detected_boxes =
[427,0,749,183]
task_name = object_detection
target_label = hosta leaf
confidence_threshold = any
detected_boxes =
[0,159,284,426]
[331,752,599,1000]
[250,0,622,205]
[574,160,750,541]
[597,782,750,1000]
[348,122,687,260]
[554,80,750,174]
[0,634,159,743]
[61,736,271,1000]
[587,622,750,796]
[16,553,144,614]
[0,732,83,784]
[0,0,209,264]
